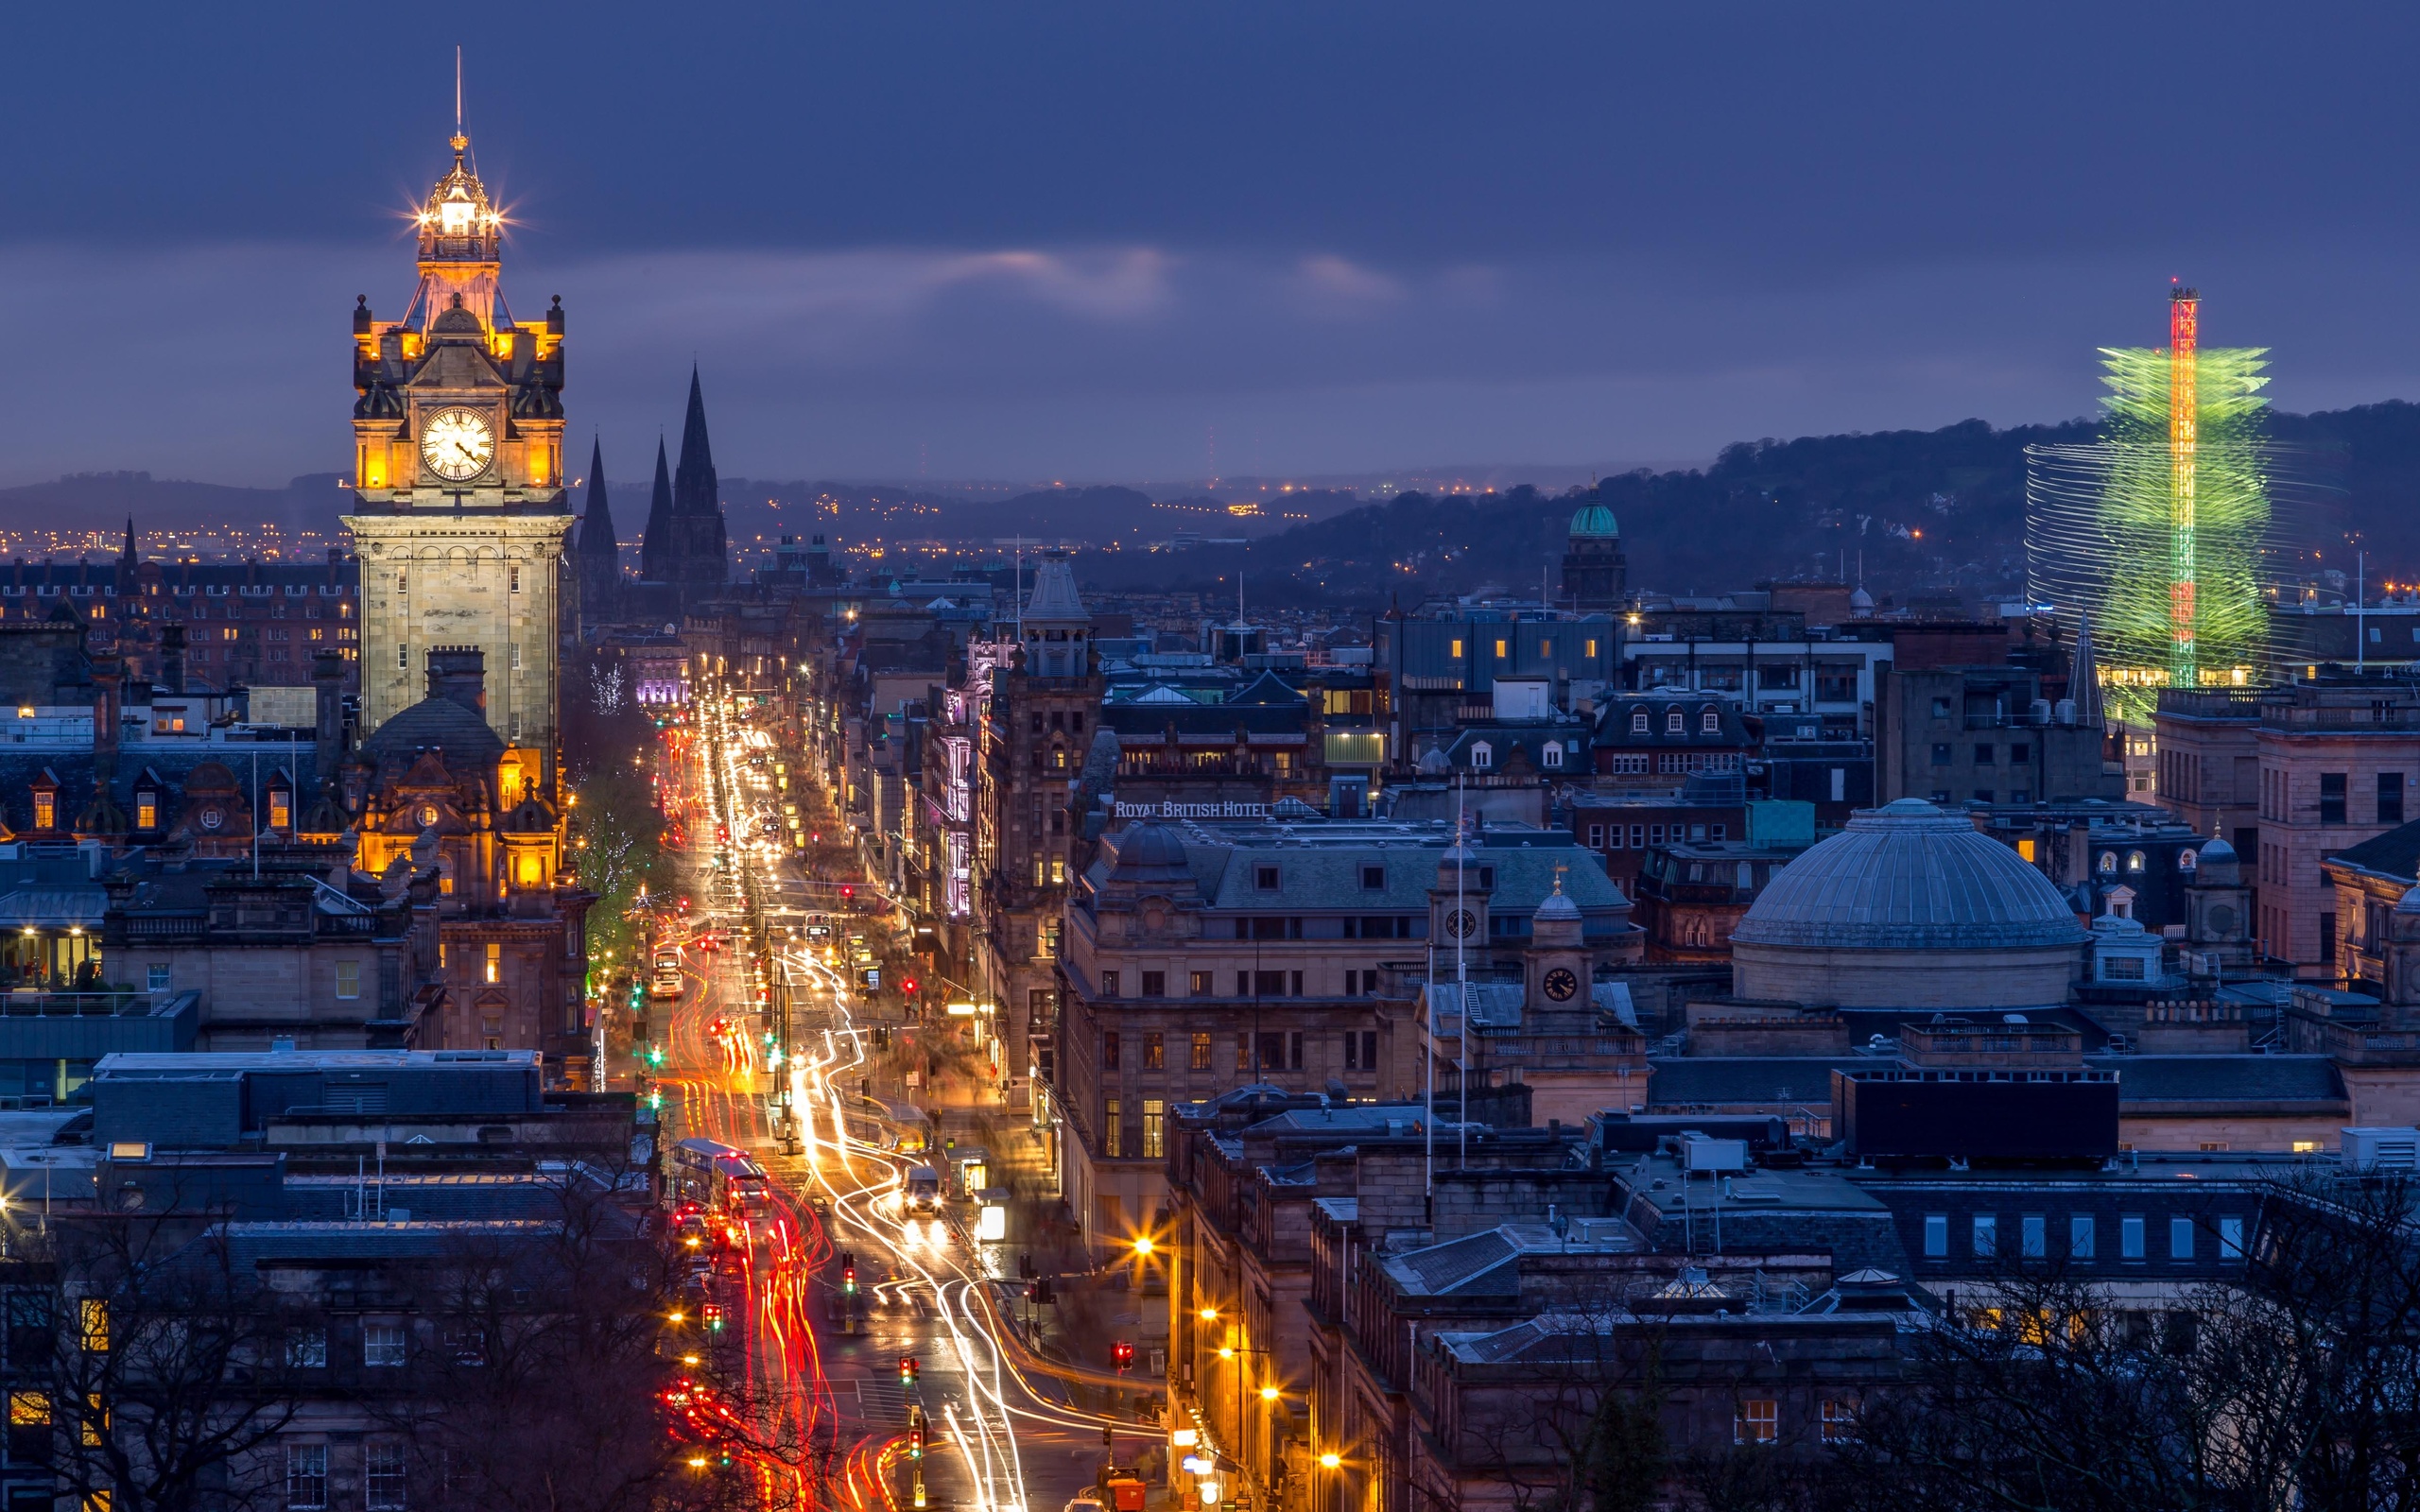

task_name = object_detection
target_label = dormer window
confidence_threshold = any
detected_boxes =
[1471,742,1494,769]
[1630,710,1648,733]
[1255,864,1281,890]
[1666,711,1685,733]
[1701,711,1720,733]
[1542,743,1564,769]
[1361,864,1385,890]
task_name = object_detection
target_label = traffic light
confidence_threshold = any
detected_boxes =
[701,1303,725,1332]
[840,885,854,901]
[842,1254,857,1296]
[908,1408,925,1460]
[901,977,918,996]
[1112,1340,1135,1373]
[899,1355,919,1386]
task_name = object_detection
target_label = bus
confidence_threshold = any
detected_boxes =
[905,1166,942,1214]
[648,953,684,1000]
[672,1138,772,1219]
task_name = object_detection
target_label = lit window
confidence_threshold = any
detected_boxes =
[1494,640,1508,659]
[484,943,501,985]
[135,799,156,829]
[1820,1400,1856,1443]
[78,1299,107,1352]
[1733,1399,1776,1445]
[1584,639,1597,657]
[335,961,361,1001]
[1449,640,1463,659]
[2290,1140,2320,1155]
[31,793,53,830]
[1103,1097,1122,1159]
[1143,1099,1166,1159]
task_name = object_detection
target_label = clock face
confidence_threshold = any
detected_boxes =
[420,406,495,482]
[1543,968,1579,1002]
[418,804,441,828]
[1445,907,1480,940]
[199,807,223,831]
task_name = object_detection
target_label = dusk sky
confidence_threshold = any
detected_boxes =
[7,2,2420,488]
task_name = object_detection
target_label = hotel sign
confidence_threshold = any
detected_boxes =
[1114,799,1269,818]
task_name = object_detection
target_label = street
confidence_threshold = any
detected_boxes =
[640,679,1151,1512]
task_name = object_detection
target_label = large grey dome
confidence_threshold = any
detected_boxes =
[1731,798,2083,952]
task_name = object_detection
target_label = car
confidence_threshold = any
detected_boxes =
[1064,1496,1107,1512]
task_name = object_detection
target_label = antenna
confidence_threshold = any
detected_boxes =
[455,46,463,133]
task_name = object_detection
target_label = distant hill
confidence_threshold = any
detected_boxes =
[20,398,2420,607]
[0,472,353,545]
[1072,404,2412,607]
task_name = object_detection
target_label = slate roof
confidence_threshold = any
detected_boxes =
[1649,1057,1870,1108]
[2325,818,2420,885]
[2092,1055,2349,1105]
[357,694,504,766]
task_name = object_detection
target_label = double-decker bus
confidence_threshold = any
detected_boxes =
[672,1138,772,1219]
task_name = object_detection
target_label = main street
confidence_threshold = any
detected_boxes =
[643,678,1143,1512]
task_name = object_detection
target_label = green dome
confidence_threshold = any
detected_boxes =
[1568,502,1619,539]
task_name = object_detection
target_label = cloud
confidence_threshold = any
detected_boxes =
[3,235,2420,486]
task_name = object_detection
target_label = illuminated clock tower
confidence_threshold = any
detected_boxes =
[342,126,572,789]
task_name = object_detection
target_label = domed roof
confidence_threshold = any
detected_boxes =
[430,296,484,335]
[2195,834,2237,864]
[2396,881,2420,917]
[1106,822,1191,885]
[1730,798,2084,952]
[1568,502,1619,539]
[357,695,505,768]
[1533,886,1582,922]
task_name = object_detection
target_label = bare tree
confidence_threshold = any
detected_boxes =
[1839,1166,2420,1512]
[32,1211,334,1512]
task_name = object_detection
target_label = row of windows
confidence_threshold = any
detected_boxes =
[1215,915,1424,941]
[1919,1211,2245,1262]
[1444,637,1599,660]
[1926,789,2031,806]
[285,1439,406,1510]
[1605,752,1744,776]
[1097,969,1387,1001]
[390,569,523,594]
[1627,708,1725,735]
[1929,742,2033,765]
[1099,1096,1167,1160]
[1100,1028,1379,1073]
[1588,821,1727,850]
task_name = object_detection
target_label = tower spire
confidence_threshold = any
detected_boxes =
[453,45,465,152]
[640,438,674,584]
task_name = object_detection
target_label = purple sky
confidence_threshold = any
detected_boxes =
[4,3,2418,488]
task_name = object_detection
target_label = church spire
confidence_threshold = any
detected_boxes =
[673,367,717,516]
[578,437,616,561]
[640,438,674,583]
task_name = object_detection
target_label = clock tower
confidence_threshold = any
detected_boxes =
[342,125,572,790]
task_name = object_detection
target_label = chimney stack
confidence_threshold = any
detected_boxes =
[160,624,186,696]
[424,645,487,715]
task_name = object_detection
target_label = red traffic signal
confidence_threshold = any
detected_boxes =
[1111,1340,1134,1372]
[899,1354,919,1385]
[840,885,855,900]
[901,978,918,995]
